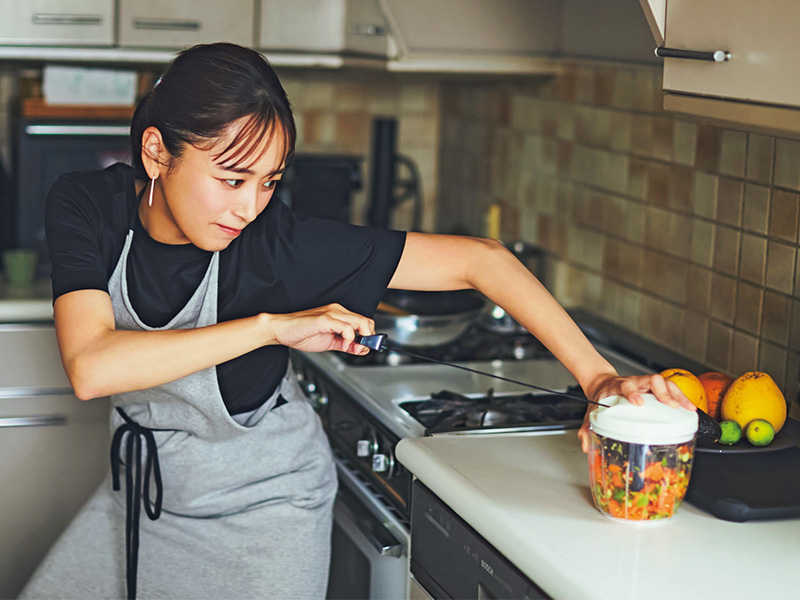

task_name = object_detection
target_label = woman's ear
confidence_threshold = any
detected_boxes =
[141,126,168,178]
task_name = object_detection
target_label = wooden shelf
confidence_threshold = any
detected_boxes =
[21,97,135,120]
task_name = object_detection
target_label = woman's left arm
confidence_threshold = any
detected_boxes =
[389,233,695,450]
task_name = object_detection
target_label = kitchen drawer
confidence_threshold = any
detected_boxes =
[0,393,110,598]
[258,0,389,56]
[0,324,71,392]
[118,0,254,49]
[0,0,114,46]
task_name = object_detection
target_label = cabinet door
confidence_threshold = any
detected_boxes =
[118,0,254,49]
[0,394,110,598]
[0,0,114,46]
[258,0,388,56]
[663,0,800,108]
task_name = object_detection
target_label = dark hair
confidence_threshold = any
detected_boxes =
[130,42,296,178]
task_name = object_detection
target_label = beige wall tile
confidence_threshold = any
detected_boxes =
[719,130,747,177]
[746,133,774,184]
[301,110,337,146]
[609,112,632,152]
[790,300,800,349]
[686,265,711,313]
[774,138,800,191]
[713,226,740,276]
[334,112,370,152]
[716,177,743,227]
[645,207,670,252]
[758,341,787,386]
[765,241,795,294]
[730,331,759,375]
[669,165,694,213]
[761,290,791,345]
[769,188,800,243]
[692,171,718,218]
[736,281,763,335]
[742,183,770,234]
[783,352,799,401]
[682,311,709,360]
[651,116,674,162]
[690,219,715,267]
[668,212,693,260]
[627,157,649,200]
[739,233,767,285]
[706,320,733,372]
[400,82,437,115]
[673,120,697,167]
[612,69,635,110]
[709,272,736,324]
[334,82,366,111]
[630,114,653,158]
[624,202,646,243]
[398,114,438,149]
[695,125,721,173]
[305,80,335,109]
[647,162,670,207]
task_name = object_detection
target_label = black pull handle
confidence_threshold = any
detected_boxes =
[655,46,730,62]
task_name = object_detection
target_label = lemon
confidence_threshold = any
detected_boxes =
[745,419,775,447]
[659,368,709,412]
[718,420,742,445]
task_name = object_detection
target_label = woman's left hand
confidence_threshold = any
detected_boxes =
[577,373,697,453]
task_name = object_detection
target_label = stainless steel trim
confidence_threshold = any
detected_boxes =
[0,387,75,399]
[25,125,130,137]
[32,14,103,26]
[335,493,402,557]
[0,415,67,428]
[132,19,201,31]
[655,46,730,62]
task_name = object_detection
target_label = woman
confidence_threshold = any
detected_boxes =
[22,43,692,600]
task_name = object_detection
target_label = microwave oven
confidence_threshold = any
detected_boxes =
[6,118,131,274]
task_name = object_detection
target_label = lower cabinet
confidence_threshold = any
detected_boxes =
[0,325,110,598]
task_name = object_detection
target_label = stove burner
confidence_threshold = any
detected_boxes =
[342,325,552,366]
[400,387,588,434]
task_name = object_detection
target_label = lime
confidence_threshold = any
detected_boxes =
[718,420,743,445]
[745,419,775,447]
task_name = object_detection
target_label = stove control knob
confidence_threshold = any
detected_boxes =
[372,453,394,474]
[356,440,372,457]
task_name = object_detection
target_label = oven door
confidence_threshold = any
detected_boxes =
[328,456,410,600]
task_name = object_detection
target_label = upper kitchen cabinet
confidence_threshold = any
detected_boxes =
[258,0,389,58]
[117,0,254,49]
[378,0,561,74]
[641,0,800,139]
[0,0,114,46]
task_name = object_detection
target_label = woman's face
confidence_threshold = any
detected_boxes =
[146,118,286,251]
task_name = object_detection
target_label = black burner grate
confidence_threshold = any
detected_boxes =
[399,387,588,434]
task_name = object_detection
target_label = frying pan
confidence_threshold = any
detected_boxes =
[374,289,485,348]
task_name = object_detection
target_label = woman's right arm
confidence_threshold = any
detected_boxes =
[55,290,374,400]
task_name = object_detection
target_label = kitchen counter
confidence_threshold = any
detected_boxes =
[0,279,53,322]
[396,432,800,600]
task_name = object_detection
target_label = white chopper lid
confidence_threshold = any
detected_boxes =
[589,393,699,444]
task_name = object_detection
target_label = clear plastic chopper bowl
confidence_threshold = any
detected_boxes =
[588,394,699,525]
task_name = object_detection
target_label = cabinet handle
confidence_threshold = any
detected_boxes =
[133,19,201,32]
[32,13,103,26]
[25,125,130,137]
[0,415,67,428]
[655,46,730,62]
[351,24,387,37]
[0,387,76,399]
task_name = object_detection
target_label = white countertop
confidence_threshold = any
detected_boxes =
[396,432,800,600]
[0,279,53,322]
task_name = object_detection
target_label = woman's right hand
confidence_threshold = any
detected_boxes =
[264,303,375,355]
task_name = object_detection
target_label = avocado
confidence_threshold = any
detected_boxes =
[696,408,722,447]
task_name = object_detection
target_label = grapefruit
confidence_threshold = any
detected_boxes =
[697,372,734,421]
[720,371,787,433]
[659,368,709,412]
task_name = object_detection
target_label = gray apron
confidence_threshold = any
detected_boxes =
[22,220,338,599]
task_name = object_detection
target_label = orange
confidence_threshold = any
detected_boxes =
[659,368,709,413]
[697,372,734,421]
[720,371,787,433]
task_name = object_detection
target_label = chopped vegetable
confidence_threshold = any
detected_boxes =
[589,433,694,522]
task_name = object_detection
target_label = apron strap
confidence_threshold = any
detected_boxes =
[110,407,164,600]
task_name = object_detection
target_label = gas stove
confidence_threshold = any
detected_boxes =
[290,312,656,522]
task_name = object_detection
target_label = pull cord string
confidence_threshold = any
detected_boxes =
[110,407,164,600]
[383,343,610,408]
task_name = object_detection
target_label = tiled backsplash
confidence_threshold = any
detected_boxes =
[437,62,800,404]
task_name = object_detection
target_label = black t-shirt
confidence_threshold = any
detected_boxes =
[46,163,406,414]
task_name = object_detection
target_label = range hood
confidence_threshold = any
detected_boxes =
[377,0,563,74]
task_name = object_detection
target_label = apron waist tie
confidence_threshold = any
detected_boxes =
[110,407,163,600]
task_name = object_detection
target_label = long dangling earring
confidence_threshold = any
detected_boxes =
[148,174,156,208]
